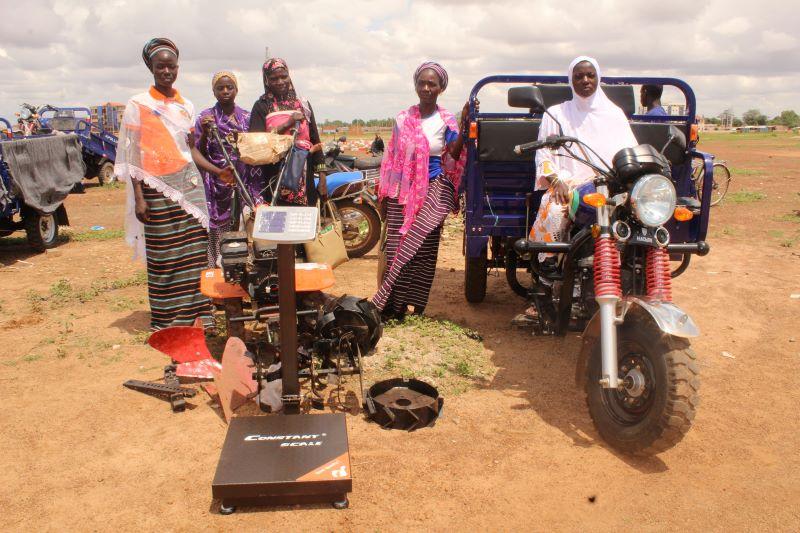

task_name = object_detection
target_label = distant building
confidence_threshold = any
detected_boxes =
[90,102,126,133]
[664,103,686,116]
[636,103,687,116]
[734,125,776,133]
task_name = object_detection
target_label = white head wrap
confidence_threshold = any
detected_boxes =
[567,56,603,110]
[534,56,638,187]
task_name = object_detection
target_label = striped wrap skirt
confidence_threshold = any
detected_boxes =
[142,185,213,331]
[372,177,456,315]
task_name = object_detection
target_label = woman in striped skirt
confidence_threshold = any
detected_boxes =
[372,62,468,320]
[115,38,217,331]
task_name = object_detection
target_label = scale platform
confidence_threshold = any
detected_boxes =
[212,413,352,512]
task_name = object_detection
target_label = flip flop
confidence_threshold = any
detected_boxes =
[511,312,537,327]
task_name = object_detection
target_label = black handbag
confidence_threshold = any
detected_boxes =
[280,146,309,193]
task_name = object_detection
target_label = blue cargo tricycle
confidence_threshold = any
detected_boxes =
[40,107,118,184]
[463,75,714,455]
[1,121,85,251]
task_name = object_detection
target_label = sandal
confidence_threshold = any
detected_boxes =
[511,306,538,327]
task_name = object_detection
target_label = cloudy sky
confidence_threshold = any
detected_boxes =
[0,0,797,123]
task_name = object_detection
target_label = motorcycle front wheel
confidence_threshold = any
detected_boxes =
[336,199,381,258]
[585,312,700,455]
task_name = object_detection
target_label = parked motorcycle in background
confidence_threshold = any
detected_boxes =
[16,103,42,136]
[511,86,707,455]
[14,103,59,137]
[317,135,384,257]
[323,136,383,172]
[317,170,382,258]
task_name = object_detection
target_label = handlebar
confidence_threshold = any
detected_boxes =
[513,139,548,155]
[513,135,579,155]
[207,121,256,211]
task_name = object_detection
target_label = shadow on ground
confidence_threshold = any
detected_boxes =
[424,265,669,473]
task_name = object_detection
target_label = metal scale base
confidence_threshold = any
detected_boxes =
[212,413,352,512]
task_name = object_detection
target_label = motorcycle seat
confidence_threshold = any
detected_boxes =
[317,171,364,195]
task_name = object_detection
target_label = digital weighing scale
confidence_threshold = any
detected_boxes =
[212,205,353,513]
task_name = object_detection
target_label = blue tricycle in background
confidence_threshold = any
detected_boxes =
[39,107,118,184]
[1,117,85,251]
[462,75,714,455]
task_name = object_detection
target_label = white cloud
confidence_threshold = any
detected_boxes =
[759,31,797,53]
[713,16,751,36]
[0,0,797,122]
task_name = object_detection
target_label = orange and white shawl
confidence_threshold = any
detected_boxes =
[115,87,209,260]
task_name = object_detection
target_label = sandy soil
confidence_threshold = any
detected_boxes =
[1,134,799,531]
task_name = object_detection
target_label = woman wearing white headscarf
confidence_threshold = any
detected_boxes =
[514,56,637,325]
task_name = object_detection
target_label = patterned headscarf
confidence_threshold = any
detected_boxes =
[212,70,237,89]
[142,38,179,70]
[413,61,449,91]
[261,58,299,112]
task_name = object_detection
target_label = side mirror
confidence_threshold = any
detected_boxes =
[508,86,546,113]
[669,125,687,150]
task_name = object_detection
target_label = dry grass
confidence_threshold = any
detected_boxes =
[364,314,493,396]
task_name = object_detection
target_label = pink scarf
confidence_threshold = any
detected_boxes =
[378,105,466,234]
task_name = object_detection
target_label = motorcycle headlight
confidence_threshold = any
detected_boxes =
[629,174,676,227]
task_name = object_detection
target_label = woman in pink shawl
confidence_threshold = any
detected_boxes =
[372,61,468,320]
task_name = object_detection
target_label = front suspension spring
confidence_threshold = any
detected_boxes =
[593,236,621,298]
[646,246,673,301]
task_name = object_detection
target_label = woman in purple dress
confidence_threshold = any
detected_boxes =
[194,71,250,267]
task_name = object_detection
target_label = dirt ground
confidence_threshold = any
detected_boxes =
[1,133,799,531]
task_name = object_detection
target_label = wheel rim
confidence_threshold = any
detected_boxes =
[599,347,657,425]
[710,165,730,205]
[40,214,56,242]
[338,207,370,248]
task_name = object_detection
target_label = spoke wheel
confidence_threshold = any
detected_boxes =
[708,163,731,206]
[697,163,732,206]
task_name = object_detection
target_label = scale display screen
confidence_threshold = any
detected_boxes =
[257,211,287,233]
[252,205,318,244]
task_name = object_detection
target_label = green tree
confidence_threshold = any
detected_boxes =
[743,109,767,126]
[732,117,743,127]
[778,110,800,128]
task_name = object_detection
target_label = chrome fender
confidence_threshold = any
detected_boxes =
[575,297,699,388]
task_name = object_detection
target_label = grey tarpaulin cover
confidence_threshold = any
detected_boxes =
[0,134,85,213]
